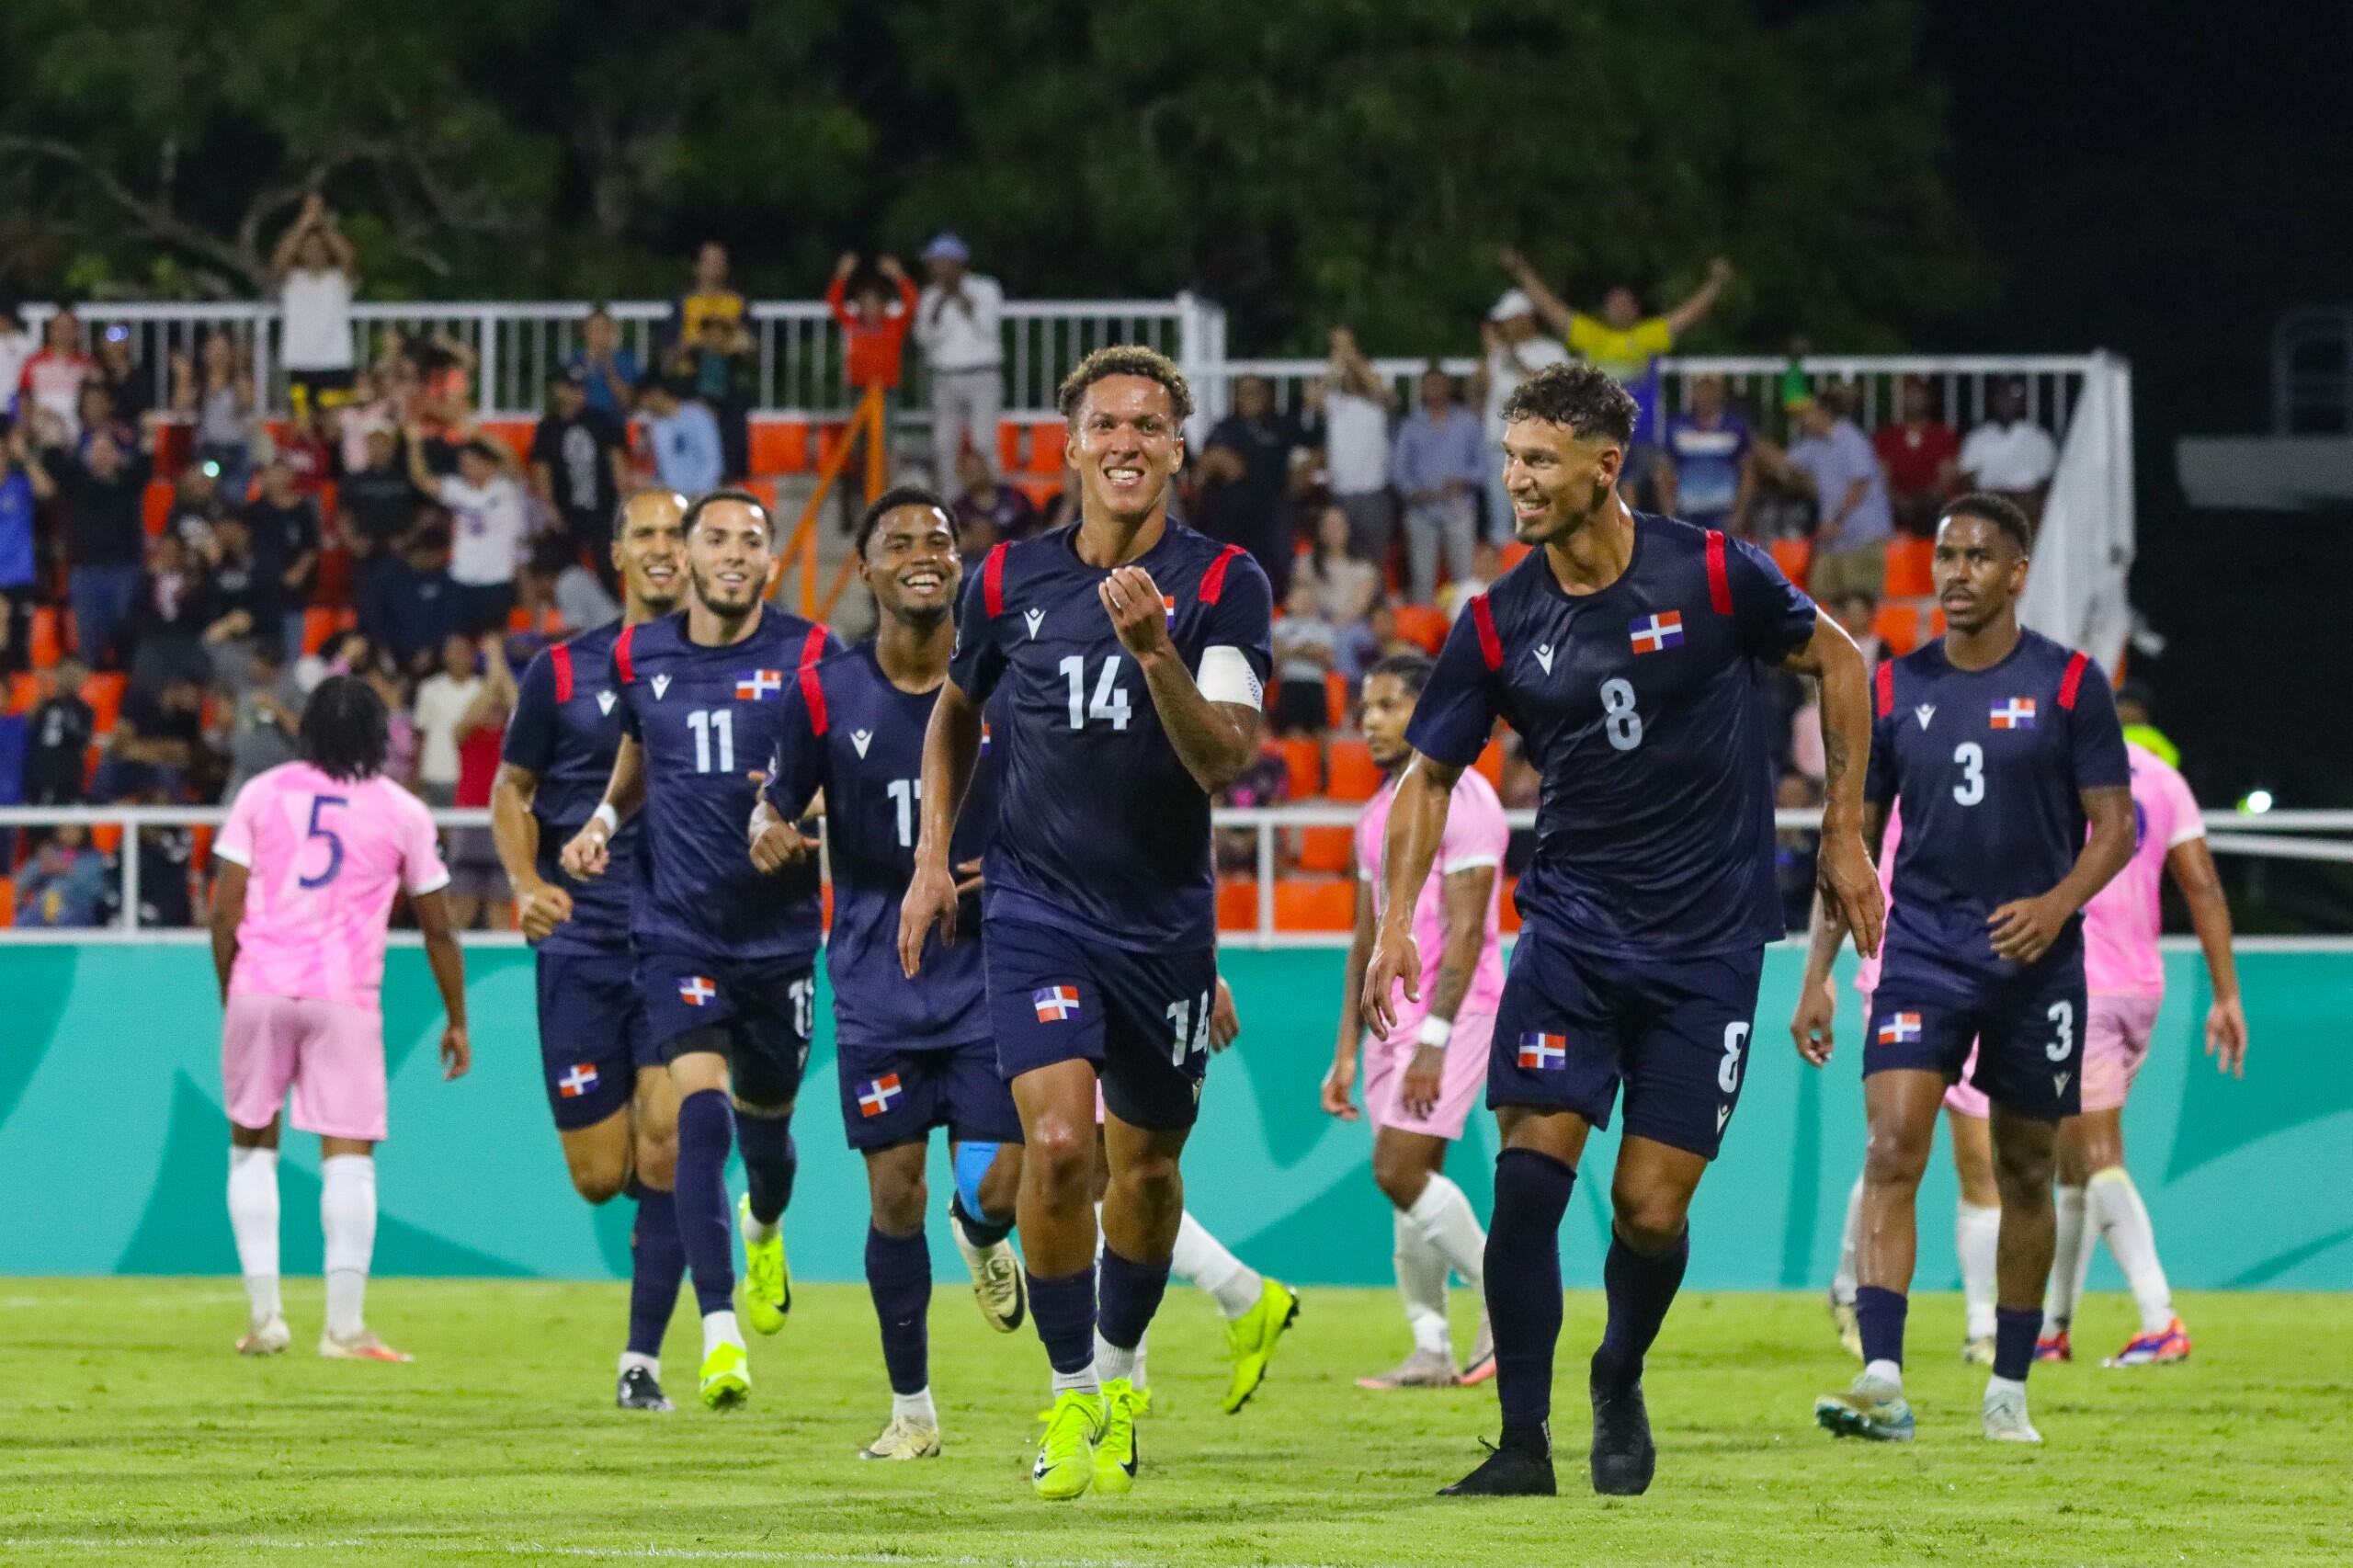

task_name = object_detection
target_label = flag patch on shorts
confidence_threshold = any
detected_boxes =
[1032,985,1081,1023]
[678,976,717,1007]
[1517,1032,1567,1070]
[858,1074,904,1118]
[557,1063,599,1097]
[1877,1012,1922,1044]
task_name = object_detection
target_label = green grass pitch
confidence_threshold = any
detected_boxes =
[3,1279,2347,1566]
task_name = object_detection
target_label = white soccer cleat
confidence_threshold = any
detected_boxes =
[1982,1383,2042,1444]
[236,1316,290,1357]
[858,1413,943,1460]
[319,1329,413,1363]
[949,1204,1027,1334]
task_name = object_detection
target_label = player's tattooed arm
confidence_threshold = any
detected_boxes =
[1363,753,1462,1039]
[559,735,646,881]
[1779,615,1883,960]
[491,761,573,941]
[899,676,985,976]
[1099,563,1259,792]
[1987,783,2134,964]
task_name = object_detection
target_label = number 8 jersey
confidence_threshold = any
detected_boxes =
[948,519,1273,949]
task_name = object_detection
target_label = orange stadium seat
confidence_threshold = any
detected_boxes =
[1769,536,1812,588]
[1500,541,1533,573]
[996,422,1024,475]
[1015,476,1063,510]
[301,607,336,654]
[8,673,40,713]
[29,608,63,669]
[751,420,811,475]
[91,824,123,855]
[1294,826,1353,875]
[1474,736,1506,789]
[83,673,126,734]
[1324,737,1383,801]
[1029,424,1067,475]
[1392,604,1449,655]
[1873,603,1924,657]
[1215,880,1259,933]
[142,479,174,538]
[481,420,534,462]
[0,879,14,927]
[1883,535,1935,597]
[1271,735,1321,799]
[1275,878,1354,933]
[1324,671,1349,731]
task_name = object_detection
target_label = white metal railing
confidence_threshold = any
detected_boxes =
[3,804,2347,947]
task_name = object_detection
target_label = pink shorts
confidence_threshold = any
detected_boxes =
[222,993,390,1142]
[1944,1044,1990,1119]
[2080,994,2159,1114]
[1363,1013,1494,1142]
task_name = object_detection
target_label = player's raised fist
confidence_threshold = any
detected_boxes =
[560,819,610,881]
[746,799,818,875]
[1098,564,1173,659]
[1360,921,1422,1040]
[515,881,574,942]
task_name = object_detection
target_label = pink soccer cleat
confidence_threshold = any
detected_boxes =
[2034,1326,2072,1363]
[2101,1317,2190,1368]
[320,1330,414,1363]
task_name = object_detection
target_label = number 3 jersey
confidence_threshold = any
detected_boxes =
[1864,628,2128,992]
[610,607,841,961]
[1407,513,1816,961]
[948,518,1273,950]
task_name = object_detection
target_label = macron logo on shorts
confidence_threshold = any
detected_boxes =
[557,1063,599,1098]
[1877,1012,1922,1044]
[1032,985,1081,1023]
[679,976,717,1007]
[1629,611,1685,654]
[1517,1032,1567,1070]
[858,1074,904,1118]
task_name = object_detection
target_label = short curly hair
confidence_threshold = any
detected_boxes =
[1057,346,1194,424]
[1500,362,1639,446]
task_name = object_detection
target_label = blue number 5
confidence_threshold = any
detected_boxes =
[301,795,348,888]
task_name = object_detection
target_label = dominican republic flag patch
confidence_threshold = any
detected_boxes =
[1161,595,1178,625]
[1990,698,2038,730]
[736,669,784,701]
[678,976,717,1007]
[557,1063,599,1098]
[1629,611,1685,654]
[1517,1032,1568,1070]
[1032,985,1082,1023]
[1877,1012,1923,1044]
[857,1074,904,1118]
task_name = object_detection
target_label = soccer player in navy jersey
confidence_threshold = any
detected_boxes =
[561,489,839,1410]
[1363,363,1884,1498]
[897,346,1275,1501]
[1796,493,2131,1445]
[750,486,1028,1460]
[491,488,688,1410]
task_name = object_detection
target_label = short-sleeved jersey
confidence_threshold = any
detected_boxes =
[1407,513,1816,961]
[1864,629,2130,985]
[501,621,634,955]
[948,518,1274,950]
[612,606,841,960]
[2083,741,2204,998]
[1355,766,1508,1033]
[763,642,1003,1049]
[214,761,449,1009]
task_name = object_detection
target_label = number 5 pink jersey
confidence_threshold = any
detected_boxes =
[213,761,450,1009]
[2082,741,2204,1001]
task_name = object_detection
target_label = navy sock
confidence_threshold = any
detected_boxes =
[1027,1266,1097,1375]
[1097,1244,1173,1354]
[674,1089,737,1315]
[1993,1305,2043,1382]
[1856,1284,1908,1369]
[949,1189,1015,1249]
[1485,1147,1576,1447]
[1592,1225,1690,1394]
[626,1186,687,1358]
[866,1226,934,1395]
[736,1114,797,1228]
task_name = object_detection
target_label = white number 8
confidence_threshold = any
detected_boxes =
[1601,677,1643,752]
[1718,1020,1750,1093]
[2045,1000,2075,1062]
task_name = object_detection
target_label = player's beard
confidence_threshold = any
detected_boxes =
[688,560,763,623]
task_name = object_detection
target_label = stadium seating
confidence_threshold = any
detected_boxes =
[1770,536,1812,586]
[1884,535,1936,597]
[1274,878,1353,932]
[1270,735,1320,799]
[1392,604,1449,654]
[1215,880,1258,931]
[1324,738,1382,801]
[1294,826,1353,875]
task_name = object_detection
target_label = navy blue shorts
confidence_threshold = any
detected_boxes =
[983,917,1217,1131]
[1866,939,2086,1119]
[837,1035,1024,1153]
[636,949,817,1109]
[1489,926,1766,1161]
[537,949,656,1131]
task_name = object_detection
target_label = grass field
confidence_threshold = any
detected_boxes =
[3,1279,2347,1566]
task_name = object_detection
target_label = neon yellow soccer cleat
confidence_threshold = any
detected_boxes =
[737,1194,791,1335]
[1031,1390,1106,1501]
[1093,1378,1145,1495]
[1221,1278,1301,1414]
[699,1339,750,1410]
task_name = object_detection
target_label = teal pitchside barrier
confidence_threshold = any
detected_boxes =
[4,942,2347,1290]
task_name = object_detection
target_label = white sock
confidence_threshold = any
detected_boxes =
[2087,1167,2174,1334]
[1864,1358,1903,1390]
[1393,1210,1451,1357]
[227,1147,281,1324]
[701,1308,741,1358]
[1172,1210,1261,1320]
[892,1386,938,1424]
[1985,1373,2027,1401]
[1403,1174,1486,1295]
[1051,1361,1101,1397]
[618,1349,659,1377]
[1831,1175,1864,1304]
[2045,1185,2087,1325]
[1956,1200,2001,1340]
[319,1153,376,1342]
[1097,1338,1141,1385]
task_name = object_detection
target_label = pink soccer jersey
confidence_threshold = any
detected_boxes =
[1356,767,1508,1032]
[2084,741,2203,999]
[213,762,450,1009]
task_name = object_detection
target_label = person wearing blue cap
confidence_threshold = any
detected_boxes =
[915,233,1006,491]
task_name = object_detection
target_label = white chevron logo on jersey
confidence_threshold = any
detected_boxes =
[651,674,671,700]
[850,729,873,758]
[1024,608,1045,640]
[1915,703,1936,730]
[597,690,616,716]
[1534,643,1555,676]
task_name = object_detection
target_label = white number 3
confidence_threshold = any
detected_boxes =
[2045,1000,2075,1062]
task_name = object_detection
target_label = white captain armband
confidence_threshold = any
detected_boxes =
[1197,645,1264,710]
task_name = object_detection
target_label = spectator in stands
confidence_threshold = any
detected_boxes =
[163,460,228,557]
[274,403,334,497]
[1500,248,1733,439]
[949,446,1040,563]
[199,514,278,695]
[1664,372,1756,536]
[567,305,640,422]
[532,534,619,634]
[674,312,755,483]
[1392,362,1484,606]
[636,376,724,496]
[222,639,302,796]
[1874,374,1959,535]
[1198,374,1306,597]
[1438,541,1503,623]
[337,425,418,589]
[915,233,1006,486]
[76,381,134,455]
[362,527,457,675]
[825,251,919,527]
[17,308,93,438]
[446,633,516,929]
[26,413,153,669]
[0,418,39,672]
[1270,577,1339,739]
[1312,328,1399,568]
[529,367,629,564]
[242,457,321,657]
[129,531,215,693]
[1295,503,1381,631]
[413,632,483,810]
[0,304,33,410]
[1773,772,1823,932]
[670,241,747,351]
[271,192,359,414]
[16,825,111,929]
[24,659,94,806]
[1752,387,1893,604]
[405,427,530,637]
[129,795,197,927]
[94,325,150,424]
[334,368,394,473]
[393,330,478,461]
[1960,377,2059,528]
[1473,290,1573,540]
[93,672,208,801]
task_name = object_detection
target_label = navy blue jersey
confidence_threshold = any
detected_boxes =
[611,606,840,960]
[948,519,1273,949]
[763,642,1001,1049]
[501,623,634,955]
[1408,514,1817,960]
[1865,630,2129,985]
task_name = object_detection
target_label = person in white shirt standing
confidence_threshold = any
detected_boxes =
[404,424,532,635]
[1472,291,1571,543]
[1959,378,2059,529]
[913,233,1005,487]
[1318,327,1400,569]
[271,193,359,416]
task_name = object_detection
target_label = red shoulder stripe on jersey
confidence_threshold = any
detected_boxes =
[1199,543,1245,604]
[982,542,1009,618]
[1470,593,1504,671]
[1874,660,1893,719]
[1705,529,1733,616]
[2057,651,2088,710]
[550,642,574,704]
[798,662,828,735]
[797,624,830,669]
[613,624,636,685]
